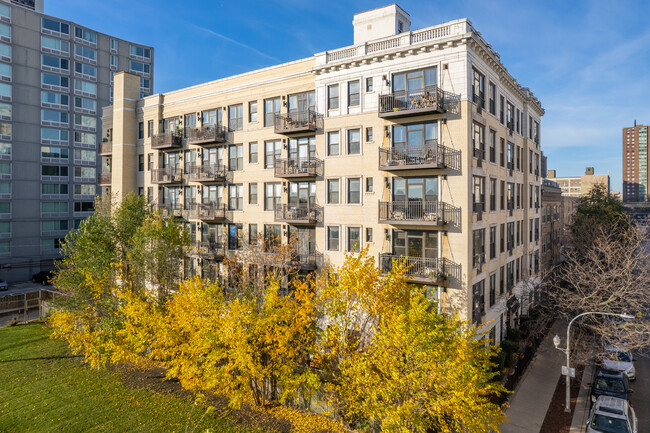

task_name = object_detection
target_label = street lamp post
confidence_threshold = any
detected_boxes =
[553,311,634,413]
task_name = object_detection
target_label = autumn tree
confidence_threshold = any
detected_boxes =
[314,249,505,432]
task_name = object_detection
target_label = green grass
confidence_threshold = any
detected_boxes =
[0,323,266,433]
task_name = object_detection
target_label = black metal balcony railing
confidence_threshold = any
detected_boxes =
[158,203,182,218]
[188,163,227,182]
[191,241,226,259]
[152,132,182,149]
[379,254,451,283]
[151,167,182,184]
[274,158,323,178]
[378,201,457,225]
[473,147,486,160]
[99,141,112,155]
[188,203,228,221]
[472,93,485,111]
[98,172,111,185]
[379,140,461,171]
[473,201,485,213]
[274,110,320,134]
[290,251,324,270]
[187,125,226,145]
[274,203,322,224]
[378,85,445,117]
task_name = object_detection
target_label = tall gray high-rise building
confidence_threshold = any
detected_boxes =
[0,0,153,281]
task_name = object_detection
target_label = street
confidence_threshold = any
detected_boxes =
[632,354,650,431]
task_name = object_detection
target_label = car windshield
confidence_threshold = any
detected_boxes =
[591,414,630,433]
[594,377,625,393]
[615,352,632,362]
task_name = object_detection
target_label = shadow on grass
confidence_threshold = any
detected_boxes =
[0,354,83,363]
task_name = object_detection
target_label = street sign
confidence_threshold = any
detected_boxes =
[561,366,575,377]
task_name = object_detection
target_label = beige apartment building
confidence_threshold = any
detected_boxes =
[102,5,544,343]
[547,167,610,197]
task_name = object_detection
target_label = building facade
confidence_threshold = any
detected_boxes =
[103,5,544,343]
[623,123,648,203]
[540,179,576,268]
[0,0,153,281]
[547,167,610,198]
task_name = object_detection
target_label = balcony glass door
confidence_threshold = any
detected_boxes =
[288,182,315,206]
[392,230,438,259]
[392,122,437,161]
[289,226,315,258]
[288,91,315,119]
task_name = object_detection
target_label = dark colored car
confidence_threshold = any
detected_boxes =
[31,270,54,286]
[590,368,632,405]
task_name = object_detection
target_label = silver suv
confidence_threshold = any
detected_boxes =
[587,396,637,433]
[603,346,635,380]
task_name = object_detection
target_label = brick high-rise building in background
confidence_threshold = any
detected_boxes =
[103,5,544,343]
[0,0,153,281]
[623,123,648,203]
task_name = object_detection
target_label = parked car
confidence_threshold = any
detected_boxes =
[603,346,636,381]
[0,279,6,290]
[590,368,632,405]
[31,270,54,286]
[587,396,637,433]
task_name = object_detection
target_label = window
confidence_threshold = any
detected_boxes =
[41,128,68,143]
[366,177,373,193]
[366,227,373,243]
[489,130,496,163]
[506,102,515,130]
[138,154,144,172]
[42,18,70,35]
[347,227,360,252]
[348,81,360,107]
[42,92,68,107]
[74,45,97,61]
[249,183,257,205]
[42,54,68,71]
[365,127,373,142]
[327,179,339,204]
[130,45,151,59]
[228,104,243,131]
[347,178,360,204]
[138,122,144,139]
[392,68,437,95]
[110,55,117,68]
[74,114,96,129]
[488,82,496,115]
[228,184,243,211]
[347,129,360,154]
[74,97,96,112]
[472,68,485,109]
[472,280,485,324]
[248,101,257,123]
[327,226,339,251]
[327,131,340,156]
[264,182,281,211]
[473,176,485,212]
[500,138,505,167]
[490,178,496,211]
[249,142,258,163]
[41,109,68,124]
[473,122,485,159]
[229,144,243,171]
[229,224,243,250]
[183,113,195,138]
[247,224,258,245]
[74,149,95,164]
[327,84,339,110]
[264,140,281,169]
[110,39,118,52]
[75,27,97,44]
[74,80,96,96]
[490,226,496,260]
[473,229,485,268]
[516,108,520,134]
[489,273,496,307]
[74,132,94,145]
[499,95,505,124]
[264,97,280,127]
[42,36,69,53]
[148,120,153,138]
[129,60,150,74]
[365,77,373,92]
[0,42,9,59]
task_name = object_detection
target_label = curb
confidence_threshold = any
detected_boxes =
[569,363,593,433]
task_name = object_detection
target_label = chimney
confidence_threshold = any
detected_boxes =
[353,4,411,45]
[548,169,556,178]
[585,167,594,176]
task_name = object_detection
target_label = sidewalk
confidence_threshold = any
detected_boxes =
[570,363,594,433]
[500,320,565,433]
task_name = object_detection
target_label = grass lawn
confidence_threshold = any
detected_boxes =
[0,323,267,433]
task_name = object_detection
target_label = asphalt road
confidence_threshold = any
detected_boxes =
[632,354,650,431]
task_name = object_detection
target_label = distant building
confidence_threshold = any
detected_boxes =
[547,167,610,197]
[540,179,576,268]
[623,123,649,203]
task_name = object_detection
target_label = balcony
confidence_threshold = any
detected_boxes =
[187,125,226,145]
[190,241,226,260]
[379,254,456,284]
[378,201,458,226]
[379,141,461,171]
[188,163,227,182]
[151,132,182,150]
[188,203,228,222]
[378,85,445,118]
[274,110,320,134]
[157,203,182,218]
[98,172,111,186]
[274,204,322,224]
[151,168,182,184]
[289,251,324,271]
[274,158,323,178]
[99,140,112,155]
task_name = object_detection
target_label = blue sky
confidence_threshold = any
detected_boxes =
[47,0,650,192]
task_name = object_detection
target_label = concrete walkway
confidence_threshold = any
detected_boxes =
[500,320,566,433]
